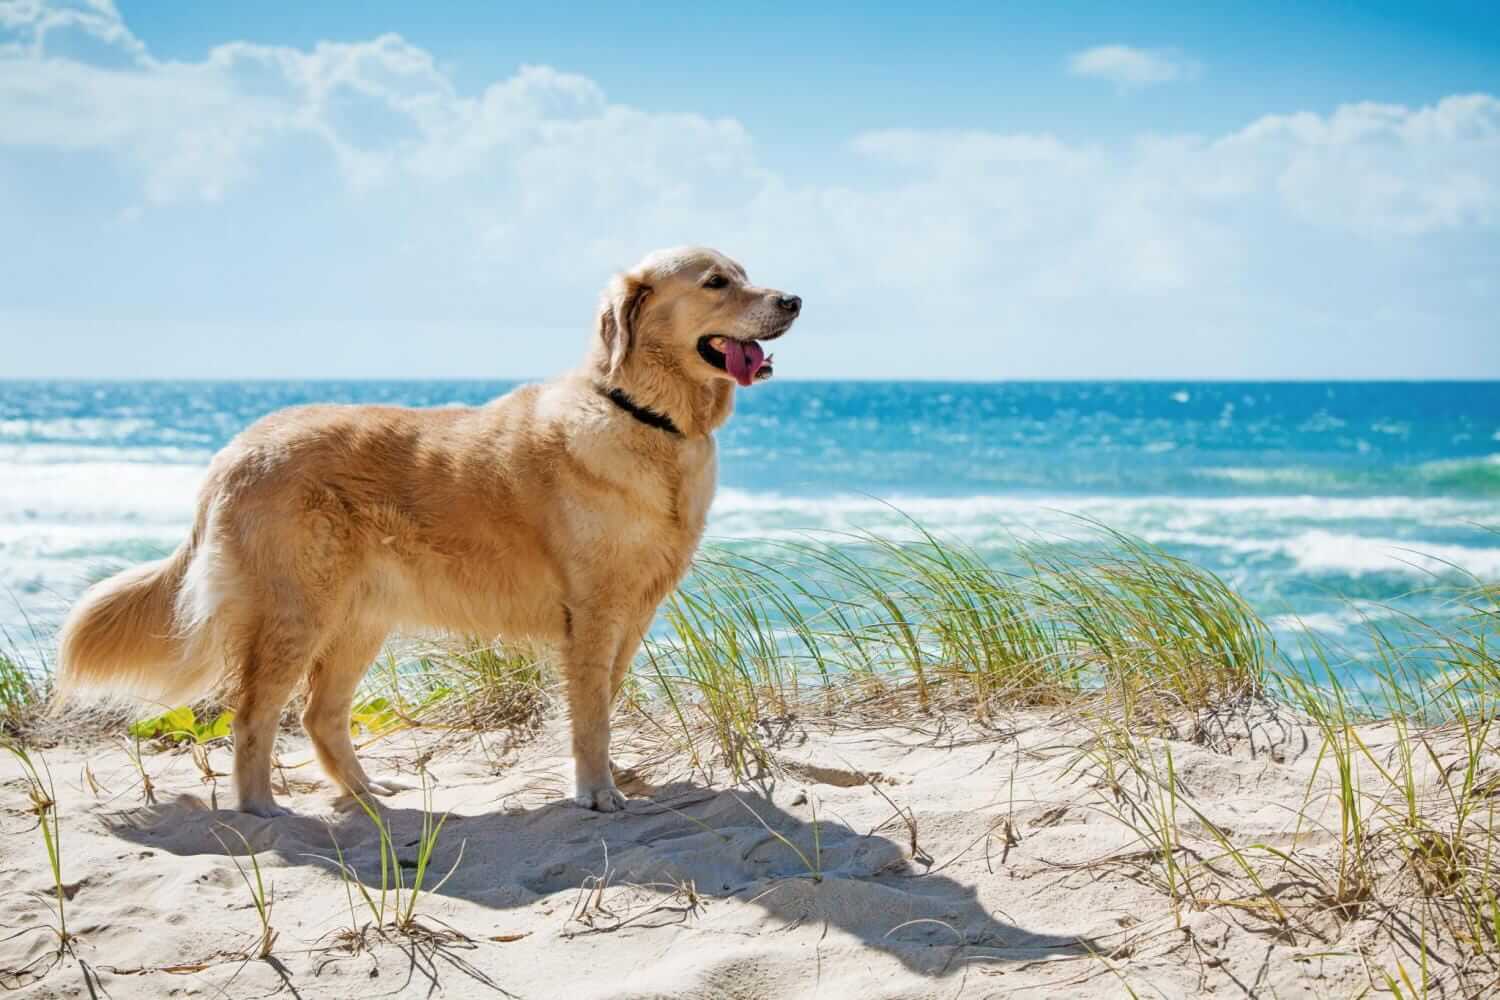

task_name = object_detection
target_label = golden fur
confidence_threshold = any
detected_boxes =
[55,247,800,815]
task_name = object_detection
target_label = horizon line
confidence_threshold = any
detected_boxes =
[5,376,1500,385]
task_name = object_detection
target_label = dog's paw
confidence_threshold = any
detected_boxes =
[364,778,413,797]
[574,783,628,813]
[239,799,293,818]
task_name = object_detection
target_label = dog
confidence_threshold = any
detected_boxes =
[55,247,800,816]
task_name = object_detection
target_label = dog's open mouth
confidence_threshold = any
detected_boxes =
[697,336,774,387]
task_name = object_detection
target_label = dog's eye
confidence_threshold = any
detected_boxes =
[702,274,728,289]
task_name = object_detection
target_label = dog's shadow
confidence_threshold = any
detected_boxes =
[104,778,1094,977]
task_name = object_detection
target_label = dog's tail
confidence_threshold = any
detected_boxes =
[55,537,223,707]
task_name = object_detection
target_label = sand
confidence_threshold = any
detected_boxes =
[0,703,1480,998]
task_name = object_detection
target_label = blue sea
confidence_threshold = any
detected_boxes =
[2,381,1498,680]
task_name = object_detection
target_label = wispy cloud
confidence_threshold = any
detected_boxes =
[1067,44,1199,91]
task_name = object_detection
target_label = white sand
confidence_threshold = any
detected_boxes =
[0,706,1477,998]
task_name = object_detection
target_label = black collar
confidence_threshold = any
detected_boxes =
[598,384,681,436]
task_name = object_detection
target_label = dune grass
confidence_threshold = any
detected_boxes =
[0,647,46,738]
[213,825,278,959]
[3,517,1496,993]
[1,519,1274,749]
[315,768,468,955]
[357,637,552,736]
[1269,578,1500,968]
[0,741,70,961]
[638,524,1273,783]
[632,525,1495,993]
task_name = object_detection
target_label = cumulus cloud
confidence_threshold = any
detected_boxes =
[0,1,1496,377]
[1219,95,1500,235]
[1067,44,1198,90]
[1,4,1491,239]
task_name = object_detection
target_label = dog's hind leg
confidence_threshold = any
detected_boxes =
[302,625,401,798]
[231,605,324,817]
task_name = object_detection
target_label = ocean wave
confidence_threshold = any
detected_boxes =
[710,489,1497,526]
[1279,530,1500,578]
[0,416,160,443]
[1265,610,1362,635]
[707,490,1500,580]
[0,462,204,523]
[0,524,182,636]
[0,443,214,465]
[1416,453,1500,492]
[1196,467,1350,488]
[4,477,1498,641]
[1137,528,1500,578]
[1197,454,1500,496]
[0,522,184,552]
[6,471,1496,577]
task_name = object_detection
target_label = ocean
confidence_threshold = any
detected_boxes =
[3,380,1498,681]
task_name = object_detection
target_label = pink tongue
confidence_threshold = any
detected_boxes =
[722,339,766,387]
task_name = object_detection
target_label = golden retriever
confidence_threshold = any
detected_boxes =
[56,247,800,816]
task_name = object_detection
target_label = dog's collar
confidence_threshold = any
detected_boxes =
[597,384,681,436]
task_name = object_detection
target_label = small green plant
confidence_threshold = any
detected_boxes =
[318,830,376,955]
[321,768,466,938]
[1071,713,1292,930]
[121,734,158,804]
[349,695,403,736]
[1373,924,1433,1000]
[1069,720,1194,921]
[2,742,70,955]
[0,649,45,735]
[128,705,233,744]
[185,742,225,810]
[355,639,549,736]
[213,825,277,959]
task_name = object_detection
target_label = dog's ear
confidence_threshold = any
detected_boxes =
[598,273,652,378]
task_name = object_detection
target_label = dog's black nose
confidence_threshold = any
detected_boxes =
[778,295,802,315]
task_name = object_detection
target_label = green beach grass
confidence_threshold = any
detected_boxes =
[3,517,1497,994]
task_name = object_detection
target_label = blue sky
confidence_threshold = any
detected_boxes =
[2,1,1498,378]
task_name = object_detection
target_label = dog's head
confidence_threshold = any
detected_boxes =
[595,247,801,389]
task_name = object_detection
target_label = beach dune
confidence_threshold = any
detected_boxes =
[1,699,1477,999]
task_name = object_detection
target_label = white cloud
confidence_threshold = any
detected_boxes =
[0,1,1496,377]
[1067,44,1198,91]
[0,0,146,65]
[1,4,1490,240]
[1218,95,1500,235]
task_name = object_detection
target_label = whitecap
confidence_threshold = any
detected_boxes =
[1280,530,1500,578]
[1265,611,1358,635]
[709,489,1496,527]
[0,462,204,523]
[0,416,159,443]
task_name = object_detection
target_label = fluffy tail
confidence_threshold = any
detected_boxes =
[55,542,218,706]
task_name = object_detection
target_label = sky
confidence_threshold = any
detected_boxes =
[1,0,1498,379]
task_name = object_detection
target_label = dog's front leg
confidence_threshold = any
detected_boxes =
[562,612,627,811]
